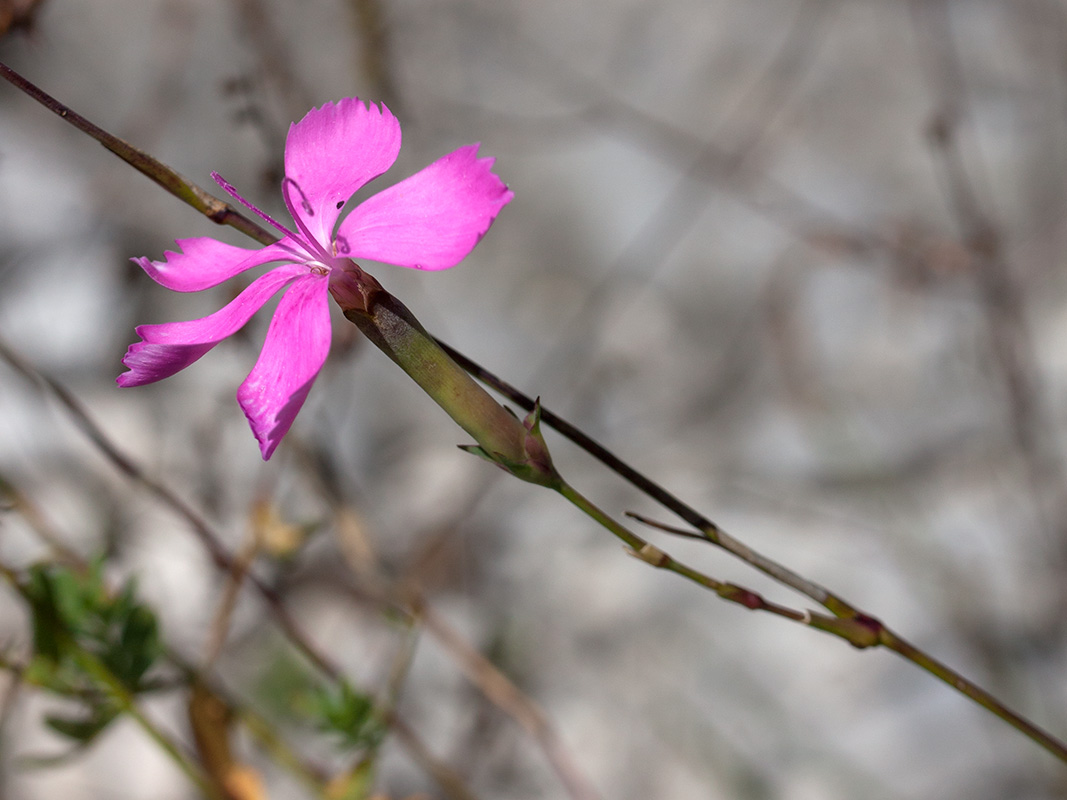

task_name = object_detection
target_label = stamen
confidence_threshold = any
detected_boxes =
[283,177,314,216]
[281,177,332,263]
[334,235,351,255]
[212,172,301,243]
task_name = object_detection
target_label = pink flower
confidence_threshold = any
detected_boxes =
[117,99,513,459]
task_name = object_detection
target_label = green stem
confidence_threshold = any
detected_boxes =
[438,340,857,617]
[556,481,646,551]
[556,481,831,627]
[447,349,1067,762]
[558,480,1067,758]
[0,61,275,246]
[0,563,219,798]
[880,629,1067,762]
[70,651,223,800]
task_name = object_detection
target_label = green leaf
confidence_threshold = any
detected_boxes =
[45,708,118,744]
[311,682,384,752]
[17,559,164,746]
[108,605,160,688]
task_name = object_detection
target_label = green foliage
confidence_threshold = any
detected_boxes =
[309,681,385,752]
[253,649,385,754]
[19,559,162,748]
[253,647,322,722]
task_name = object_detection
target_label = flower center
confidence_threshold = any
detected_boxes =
[306,260,331,276]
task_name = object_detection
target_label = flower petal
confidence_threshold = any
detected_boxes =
[336,144,513,271]
[116,263,307,386]
[137,237,304,292]
[237,273,332,460]
[284,99,401,246]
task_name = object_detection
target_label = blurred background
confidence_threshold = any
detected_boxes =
[2,0,1067,797]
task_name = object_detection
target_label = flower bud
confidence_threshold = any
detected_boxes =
[332,265,561,488]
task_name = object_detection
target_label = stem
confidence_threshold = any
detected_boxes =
[442,347,1067,764]
[881,629,1067,762]
[0,337,343,682]
[71,651,223,800]
[0,562,219,798]
[556,481,646,551]
[0,335,484,799]
[556,482,838,629]
[0,61,275,246]
[436,340,858,616]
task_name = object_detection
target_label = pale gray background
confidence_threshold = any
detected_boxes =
[2,0,1067,798]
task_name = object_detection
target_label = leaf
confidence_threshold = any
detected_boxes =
[24,565,65,664]
[44,707,118,744]
[108,605,160,688]
[311,682,384,751]
[16,559,164,747]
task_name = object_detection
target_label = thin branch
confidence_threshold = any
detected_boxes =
[0,654,25,750]
[413,600,604,800]
[437,339,852,614]
[316,476,604,800]
[385,713,484,800]
[0,335,484,799]
[439,344,1067,763]
[200,529,261,672]
[347,0,403,113]
[72,648,223,800]
[0,472,85,567]
[0,477,341,794]
[909,0,1065,524]
[0,560,222,800]
[0,335,339,680]
[621,512,1067,760]
[524,0,837,388]
[0,61,275,246]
